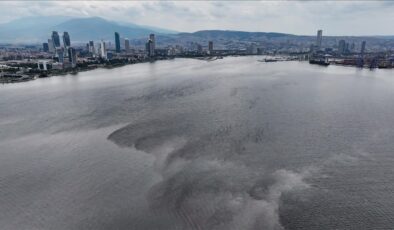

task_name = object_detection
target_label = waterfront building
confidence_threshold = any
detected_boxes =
[316,30,323,48]
[67,47,77,68]
[146,34,155,57]
[100,40,107,58]
[115,32,121,53]
[42,43,49,52]
[125,39,130,52]
[63,32,71,49]
[149,34,155,51]
[208,41,213,54]
[146,39,154,57]
[51,31,61,48]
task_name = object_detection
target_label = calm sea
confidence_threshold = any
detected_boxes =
[1,57,394,229]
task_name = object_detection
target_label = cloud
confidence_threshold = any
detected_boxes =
[0,1,393,35]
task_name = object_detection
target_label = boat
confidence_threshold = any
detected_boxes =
[258,58,278,63]
[264,59,278,62]
[309,59,330,66]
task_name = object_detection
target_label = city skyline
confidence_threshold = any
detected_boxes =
[1,1,394,36]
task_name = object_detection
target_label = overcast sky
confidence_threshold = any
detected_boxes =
[1,1,394,36]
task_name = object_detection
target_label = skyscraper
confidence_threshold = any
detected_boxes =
[68,47,77,68]
[208,41,213,53]
[88,41,95,55]
[149,34,155,51]
[57,48,64,63]
[120,37,125,49]
[63,32,71,48]
[146,34,155,57]
[316,30,323,48]
[48,39,54,53]
[115,32,121,53]
[361,41,366,56]
[338,40,346,54]
[51,31,61,48]
[125,39,130,52]
[146,40,154,57]
[100,40,107,58]
[42,43,49,52]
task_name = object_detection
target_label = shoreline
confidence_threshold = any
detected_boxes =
[0,56,174,84]
[2,55,393,84]
[1,55,234,84]
[0,55,239,84]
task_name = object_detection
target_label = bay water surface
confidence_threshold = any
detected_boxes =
[1,56,394,229]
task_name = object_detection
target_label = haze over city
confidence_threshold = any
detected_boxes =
[1,1,394,35]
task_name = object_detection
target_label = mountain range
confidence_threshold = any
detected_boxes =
[0,16,393,46]
[0,16,177,43]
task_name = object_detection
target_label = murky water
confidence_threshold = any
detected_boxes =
[1,57,394,229]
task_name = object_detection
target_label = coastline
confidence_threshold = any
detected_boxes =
[3,55,392,84]
[0,56,174,84]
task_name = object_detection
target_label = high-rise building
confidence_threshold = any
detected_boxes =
[42,43,49,52]
[67,47,77,68]
[145,41,150,55]
[57,48,64,63]
[100,40,107,58]
[316,30,323,48]
[145,34,155,57]
[51,31,61,48]
[120,37,125,49]
[63,32,71,48]
[208,41,213,53]
[149,34,155,51]
[48,39,54,53]
[115,32,121,53]
[146,40,154,57]
[361,41,366,56]
[88,41,95,54]
[338,40,346,54]
[125,39,130,52]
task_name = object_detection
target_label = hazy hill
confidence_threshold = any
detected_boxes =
[1,16,392,46]
[178,30,293,40]
[0,16,174,43]
[0,16,71,43]
[52,17,155,41]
